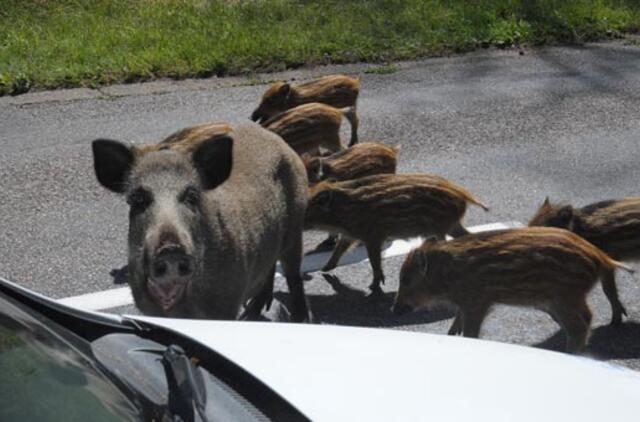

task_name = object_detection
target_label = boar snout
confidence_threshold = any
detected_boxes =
[250,108,262,123]
[145,227,196,311]
[147,244,194,311]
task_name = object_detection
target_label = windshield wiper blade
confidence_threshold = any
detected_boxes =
[161,344,209,422]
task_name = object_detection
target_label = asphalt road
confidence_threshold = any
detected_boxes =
[2,41,640,369]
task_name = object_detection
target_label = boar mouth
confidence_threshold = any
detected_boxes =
[147,278,188,312]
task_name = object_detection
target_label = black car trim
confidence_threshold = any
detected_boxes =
[0,277,310,421]
[130,320,311,422]
[0,277,135,340]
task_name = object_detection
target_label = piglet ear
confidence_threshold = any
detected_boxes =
[281,83,292,102]
[92,139,135,193]
[192,135,233,190]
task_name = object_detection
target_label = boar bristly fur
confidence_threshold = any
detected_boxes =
[393,227,634,353]
[134,122,233,156]
[92,124,310,322]
[262,103,355,155]
[302,142,399,185]
[302,142,400,254]
[305,173,488,293]
[530,197,640,262]
[251,74,360,145]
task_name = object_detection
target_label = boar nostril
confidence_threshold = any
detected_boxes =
[153,260,167,277]
[178,258,192,276]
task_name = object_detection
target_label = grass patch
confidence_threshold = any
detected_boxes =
[365,64,400,75]
[1,0,639,95]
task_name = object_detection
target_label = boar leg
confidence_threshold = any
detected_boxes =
[281,233,311,323]
[600,268,627,326]
[550,298,591,354]
[460,304,489,338]
[322,237,356,271]
[240,265,276,321]
[311,234,339,253]
[346,108,359,147]
[447,310,464,335]
[365,240,385,295]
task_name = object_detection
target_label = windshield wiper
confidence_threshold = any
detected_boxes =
[160,345,209,422]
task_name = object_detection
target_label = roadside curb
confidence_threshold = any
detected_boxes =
[3,39,637,108]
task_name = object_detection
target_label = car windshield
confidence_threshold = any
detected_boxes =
[0,297,140,421]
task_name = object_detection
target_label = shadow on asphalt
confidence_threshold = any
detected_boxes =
[275,273,455,327]
[535,321,640,360]
[110,264,128,285]
[537,44,640,101]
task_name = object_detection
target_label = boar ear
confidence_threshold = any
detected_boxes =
[192,135,233,190]
[281,83,292,102]
[543,197,550,206]
[92,139,135,193]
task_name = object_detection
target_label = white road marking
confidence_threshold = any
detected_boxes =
[57,221,524,311]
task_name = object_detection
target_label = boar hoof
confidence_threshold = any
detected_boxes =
[239,303,263,321]
[322,263,337,272]
[610,305,627,326]
[447,325,462,336]
[367,284,384,298]
[291,309,313,323]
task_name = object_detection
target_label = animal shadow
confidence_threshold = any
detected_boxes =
[110,265,128,285]
[534,321,640,360]
[274,273,454,327]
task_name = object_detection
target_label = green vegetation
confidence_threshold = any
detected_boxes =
[365,64,400,75]
[1,0,639,95]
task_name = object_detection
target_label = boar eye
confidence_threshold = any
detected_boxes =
[127,188,152,212]
[179,186,200,209]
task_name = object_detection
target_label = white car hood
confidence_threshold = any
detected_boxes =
[128,317,640,421]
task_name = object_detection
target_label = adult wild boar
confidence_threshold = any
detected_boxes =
[393,227,634,353]
[251,74,360,145]
[91,124,310,322]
